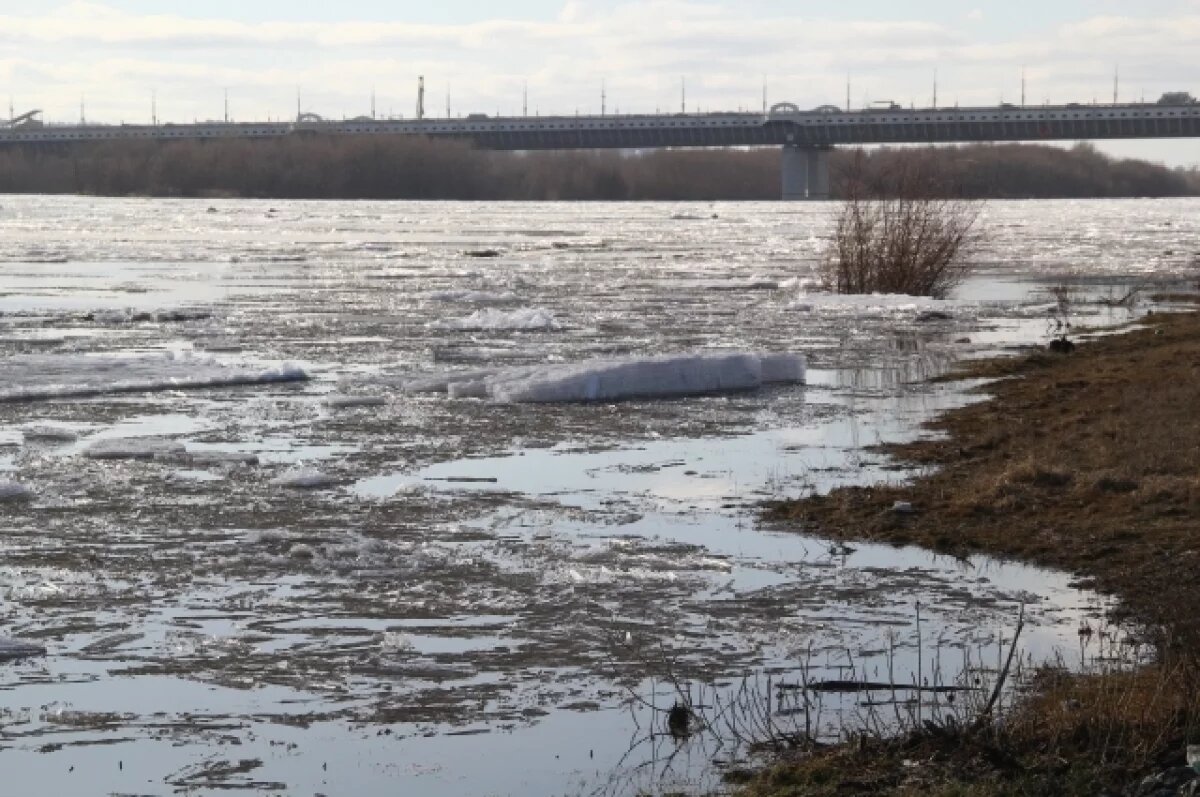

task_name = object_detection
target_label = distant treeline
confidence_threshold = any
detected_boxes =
[0,135,1196,200]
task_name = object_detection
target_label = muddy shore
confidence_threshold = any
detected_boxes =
[748,307,1200,796]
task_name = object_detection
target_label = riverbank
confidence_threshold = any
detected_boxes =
[1,137,1196,199]
[750,307,1200,796]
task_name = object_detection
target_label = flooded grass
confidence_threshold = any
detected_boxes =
[759,309,1200,796]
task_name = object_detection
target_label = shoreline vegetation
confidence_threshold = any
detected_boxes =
[0,137,1198,200]
[746,307,1200,796]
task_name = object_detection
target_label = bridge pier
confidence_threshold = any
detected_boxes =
[781,144,832,200]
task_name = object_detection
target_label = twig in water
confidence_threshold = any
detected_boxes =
[975,603,1026,727]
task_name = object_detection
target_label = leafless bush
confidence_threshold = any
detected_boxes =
[820,155,981,299]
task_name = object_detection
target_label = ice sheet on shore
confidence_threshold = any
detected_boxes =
[0,352,308,403]
[404,351,805,403]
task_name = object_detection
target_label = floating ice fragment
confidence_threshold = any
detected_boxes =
[405,351,805,404]
[779,276,819,291]
[271,468,339,490]
[86,307,216,325]
[704,277,779,291]
[403,368,498,394]
[427,290,520,305]
[22,424,80,442]
[759,353,806,384]
[786,292,974,316]
[288,544,317,560]
[431,308,558,331]
[0,481,33,502]
[83,438,187,461]
[0,637,46,660]
[0,352,308,403]
[382,632,414,652]
[325,394,388,408]
[185,450,259,466]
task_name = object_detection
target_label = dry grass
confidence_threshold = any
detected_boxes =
[738,648,1200,797]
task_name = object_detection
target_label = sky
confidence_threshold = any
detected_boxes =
[2,1,1199,166]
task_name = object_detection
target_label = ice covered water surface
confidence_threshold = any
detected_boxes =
[0,352,307,403]
[0,196,1194,796]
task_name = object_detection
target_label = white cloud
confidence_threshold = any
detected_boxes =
[0,0,1195,158]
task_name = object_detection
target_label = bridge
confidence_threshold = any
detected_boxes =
[2,101,1198,199]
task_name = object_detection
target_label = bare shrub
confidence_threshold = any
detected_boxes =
[820,153,981,299]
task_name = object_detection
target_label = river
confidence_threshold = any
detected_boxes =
[0,196,1196,795]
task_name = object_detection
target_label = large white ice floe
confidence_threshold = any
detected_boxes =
[404,351,805,403]
[0,352,308,403]
[430,308,558,331]
[0,481,34,502]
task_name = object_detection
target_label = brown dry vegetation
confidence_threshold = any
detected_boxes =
[0,137,1196,199]
[745,311,1200,796]
[820,155,981,298]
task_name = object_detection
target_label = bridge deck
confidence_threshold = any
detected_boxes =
[1,103,1198,150]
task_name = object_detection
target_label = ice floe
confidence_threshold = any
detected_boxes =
[271,467,339,490]
[0,480,33,502]
[22,424,81,442]
[427,289,520,305]
[86,307,216,324]
[430,308,558,331]
[0,352,308,403]
[404,351,805,403]
[787,292,972,314]
[83,438,187,461]
[325,394,388,408]
[0,637,46,660]
[185,450,259,466]
[703,276,780,291]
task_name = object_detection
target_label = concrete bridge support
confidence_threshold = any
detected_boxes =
[781,144,832,200]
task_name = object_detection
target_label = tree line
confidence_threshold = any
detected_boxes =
[0,135,1196,200]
